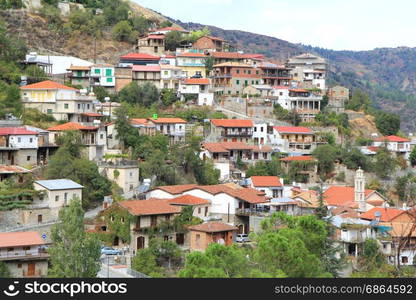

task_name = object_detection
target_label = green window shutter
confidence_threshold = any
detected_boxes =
[64,104,69,109]
[47,109,53,114]
[77,71,82,77]
[236,80,240,85]
[95,68,100,74]
[106,69,112,76]
[107,78,113,83]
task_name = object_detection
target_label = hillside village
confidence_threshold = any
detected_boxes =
[1,0,416,279]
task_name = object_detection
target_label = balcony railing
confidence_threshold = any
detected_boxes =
[221,130,253,137]
[236,207,270,216]
[0,250,50,261]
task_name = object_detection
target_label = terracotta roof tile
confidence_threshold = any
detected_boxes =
[374,135,410,142]
[47,122,98,131]
[148,117,187,124]
[323,186,377,207]
[21,80,77,91]
[119,198,182,216]
[132,65,161,72]
[202,142,253,152]
[183,78,210,85]
[155,184,198,195]
[188,222,237,233]
[211,119,253,128]
[0,231,45,248]
[0,165,30,174]
[120,53,160,60]
[280,156,315,162]
[361,207,408,222]
[168,195,210,206]
[0,127,38,136]
[251,176,282,187]
[274,126,312,134]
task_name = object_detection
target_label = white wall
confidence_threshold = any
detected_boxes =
[9,135,38,149]
[198,93,214,106]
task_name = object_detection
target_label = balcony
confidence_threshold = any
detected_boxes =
[0,250,50,261]
[212,73,232,79]
[221,130,253,137]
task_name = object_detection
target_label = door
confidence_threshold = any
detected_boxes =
[37,215,42,224]
[27,263,36,277]
[137,236,145,250]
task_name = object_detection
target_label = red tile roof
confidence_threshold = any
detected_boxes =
[202,142,254,152]
[119,198,182,216]
[20,80,77,91]
[81,113,104,117]
[374,135,410,142]
[148,117,187,124]
[360,207,408,222]
[183,78,210,85]
[0,165,30,174]
[211,52,246,59]
[188,222,237,233]
[130,118,150,126]
[280,156,315,162]
[323,186,378,207]
[177,52,207,58]
[274,126,312,134]
[120,53,160,60]
[155,184,198,195]
[132,65,161,72]
[251,176,282,187]
[147,34,165,40]
[366,146,379,152]
[0,127,38,136]
[211,119,253,128]
[47,122,98,131]
[0,231,45,248]
[168,195,210,206]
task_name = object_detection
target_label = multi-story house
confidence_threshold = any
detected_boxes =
[132,65,161,88]
[193,36,229,52]
[67,65,91,88]
[137,33,165,55]
[146,183,269,234]
[176,52,207,78]
[270,126,319,154]
[188,222,238,252]
[147,117,187,144]
[30,179,84,223]
[302,69,326,90]
[0,127,38,167]
[259,62,292,87]
[0,231,49,278]
[200,142,272,180]
[373,135,411,159]
[286,53,327,83]
[272,87,322,122]
[179,78,213,104]
[248,176,284,199]
[119,53,160,66]
[212,62,263,95]
[160,64,186,90]
[90,64,115,91]
[98,159,140,199]
[20,80,98,123]
[47,122,107,161]
[106,195,209,253]
[209,119,254,143]
[114,66,133,92]
[253,122,273,145]
[280,155,318,183]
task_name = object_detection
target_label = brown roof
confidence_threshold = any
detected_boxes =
[0,165,30,174]
[251,176,282,187]
[188,222,237,233]
[168,195,210,206]
[361,207,408,222]
[323,186,380,208]
[148,117,187,124]
[0,231,45,248]
[280,156,315,162]
[20,80,77,91]
[119,198,182,216]
[155,184,198,195]
[202,142,254,152]
[211,119,253,128]
[388,222,416,238]
[47,122,98,131]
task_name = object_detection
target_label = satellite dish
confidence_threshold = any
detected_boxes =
[374,211,382,218]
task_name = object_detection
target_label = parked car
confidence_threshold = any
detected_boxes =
[235,234,250,243]
[101,246,122,255]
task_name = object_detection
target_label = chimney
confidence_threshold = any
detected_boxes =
[354,167,366,212]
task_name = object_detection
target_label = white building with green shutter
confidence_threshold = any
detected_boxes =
[90,64,116,91]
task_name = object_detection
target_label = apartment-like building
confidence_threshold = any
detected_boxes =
[209,119,254,143]
[132,65,161,88]
[0,127,38,167]
[176,52,207,78]
[147,117,187,144]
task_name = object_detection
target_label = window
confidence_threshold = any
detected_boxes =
[256,70,259,75]
[164,235,169,241]
[7,248,14,252]
[17,264,22,269]
[26,156,31,161]
[195,234,201,247]
[205,206,208,216]
[64,103,69,109]
[78,104,81,109]
[261,127,264,132]
[248,70,251,74]
[106,78,113,83]
[87,104,90,109]
[55,195,59,202]
[23,246,30,251]
[198,207,201,214]
[165,215,171,221]
[236,80,240,85]
[100,134,104,139]
[64,193,68,201]
[402,256,409,264]
[110,216,115,222]
[95,68,101,74]
[254,127,257,132]
[30,138,33,143]
[121,217,125,224]
[18,137,21,142]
